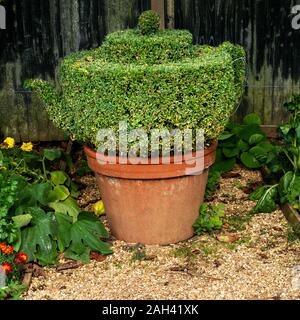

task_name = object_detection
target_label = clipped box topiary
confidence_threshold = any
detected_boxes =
[26,11,246,245]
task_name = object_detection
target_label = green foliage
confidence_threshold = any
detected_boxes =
[251,95,300,213]
[0,144,112,266]
[0,173,18,243]
[193,203,225,235]
[205,113,269,199]
[249,185,278,214]
[138,10,160,35]
[26,15,246,152]
[0,281,26,300]
[99,29,193,64]
[216,114,270,170]
[205,170,221,199]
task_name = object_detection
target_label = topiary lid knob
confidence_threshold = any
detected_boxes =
[138,10,161,35]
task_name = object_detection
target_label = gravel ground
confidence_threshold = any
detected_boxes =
[25,167,300,300]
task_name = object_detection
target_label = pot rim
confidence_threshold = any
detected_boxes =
[84,141,218,180]
[84,141,217,165]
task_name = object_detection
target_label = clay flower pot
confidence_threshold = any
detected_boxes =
[84,142,217,245]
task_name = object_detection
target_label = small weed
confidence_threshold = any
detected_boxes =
[287,226,300,243]
[172,246,193,259]
[232,181,243,189]
[200,245,216,256]
[193,203,225,235]
[260,240,277,251]
[131,249,147,262]
[112,262,123,269]
[224,243,237,250]
[224,212,253,232]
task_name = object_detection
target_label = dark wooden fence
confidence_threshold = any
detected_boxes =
[0,0,150,141]
[175,0,300,125]
[0,0,300,141]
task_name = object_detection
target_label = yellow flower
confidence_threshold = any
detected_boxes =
[0,166,7,171]
[21,142,33,152]
[94,200,106,217]
[3,137,15,149]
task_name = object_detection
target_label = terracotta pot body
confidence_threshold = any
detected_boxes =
[84,142,217,245]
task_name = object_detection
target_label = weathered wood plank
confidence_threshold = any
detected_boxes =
[0,0,150,142]
[174,0,300,125]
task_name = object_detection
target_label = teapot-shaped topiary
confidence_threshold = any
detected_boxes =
[25,12,246,154]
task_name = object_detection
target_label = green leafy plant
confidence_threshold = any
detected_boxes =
[0,139,112,265]
[205,113,271,199]
[193,203,225,235]
[138,10,160,35]
[251,95,300,213]
[0,172,19,243]
[215,113,271,171]
[25,11,246,153]
[0,281,25,300]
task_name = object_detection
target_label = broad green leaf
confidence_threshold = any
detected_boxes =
[243,113,262,125]
[64,247,91,264]
[55,212,72,252]
[218,132,234,141]
[239,125,265,143]
[250,185,278,214]
[278,172,300,204]
[48,185,70,202]
[36,240,58,266]
[223,147,239,158]
[250,185,271,201]
[50,171,67,186]
[279,124,292,136]
[258,142,274,153]
[240,152,261,169]
[19,208,58,265]
[212,149,236,173]
[237,139,249,152]
[44,149,62,161]
[32,183,52,206]
[67,212,112,259]
[70,181,80,198]
[249,146,268,163]
[48,197,80,222]
[249,134,264,145]
[12,214,32,228]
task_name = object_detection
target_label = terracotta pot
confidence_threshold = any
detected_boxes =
[84,142,217,245]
